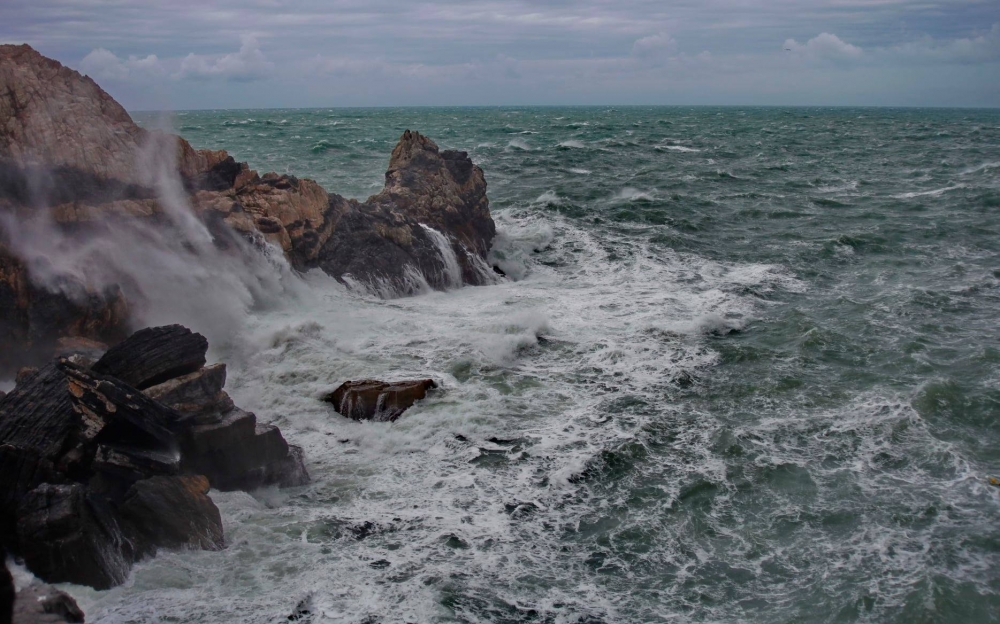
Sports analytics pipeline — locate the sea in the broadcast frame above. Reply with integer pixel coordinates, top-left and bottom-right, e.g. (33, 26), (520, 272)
(70, 107), (1000, 622)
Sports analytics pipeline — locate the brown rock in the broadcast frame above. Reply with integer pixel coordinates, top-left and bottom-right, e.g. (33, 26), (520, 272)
(10, 579), (84, 623)
(324, 379), (438, 422)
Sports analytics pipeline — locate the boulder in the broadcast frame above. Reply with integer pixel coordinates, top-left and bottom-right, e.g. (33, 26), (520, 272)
(180, 408), (309, 491)
(119, 475), (224, 552)
(324, 379), (437, 422)
(143, 363), (232, 420)
(92, 325), (208, 389)
(11, 581), (84, 623)
(15, 483), (134, 590)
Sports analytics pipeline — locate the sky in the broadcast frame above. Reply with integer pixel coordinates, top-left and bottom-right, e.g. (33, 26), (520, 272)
(2, 0), (999, 109)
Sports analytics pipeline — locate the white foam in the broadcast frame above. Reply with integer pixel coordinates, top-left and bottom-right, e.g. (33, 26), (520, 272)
(892, 184), (965, 199)
(419, 224), (463, 289)
(557, 140), (586, 149)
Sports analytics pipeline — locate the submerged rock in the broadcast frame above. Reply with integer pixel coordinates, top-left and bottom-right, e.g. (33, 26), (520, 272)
(10, 579), (84, 624)
(324, 379), (437, 422)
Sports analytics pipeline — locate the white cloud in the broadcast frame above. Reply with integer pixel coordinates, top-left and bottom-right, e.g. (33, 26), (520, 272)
(784, 33), (863, 61)
(80, 48), (163, 82)
(176, 36), (273, 82)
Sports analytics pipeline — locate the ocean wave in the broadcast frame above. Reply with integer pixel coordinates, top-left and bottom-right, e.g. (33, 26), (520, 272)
(892, 184), (965, 199)
(556, 140), (586, 149)
(655, 144), (700, 153)
(506, 138), (532, 151)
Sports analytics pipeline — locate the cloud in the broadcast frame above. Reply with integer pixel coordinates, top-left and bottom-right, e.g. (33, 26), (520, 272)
(176, 36), (273, 82)
(886, 22), (1000, 64)
(79, 48), (163, 82)
(784, 33), (863, 61)
(631, 33), (678, 65)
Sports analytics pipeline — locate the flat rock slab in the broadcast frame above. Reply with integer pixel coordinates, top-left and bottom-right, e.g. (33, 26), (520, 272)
(324, 379), (437, 422)
(92, 325), (208, 390)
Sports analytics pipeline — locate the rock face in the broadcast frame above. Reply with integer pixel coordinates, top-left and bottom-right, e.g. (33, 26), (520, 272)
(0, 325), (307, 590)
(9, 574), (84, 624)
(324, 379), (437, 422)
(0, 45), (497, 371)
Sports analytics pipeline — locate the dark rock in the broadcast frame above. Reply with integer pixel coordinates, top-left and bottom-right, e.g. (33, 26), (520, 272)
(92, 325), (208, 389)
(0, 360), (180, 536)
(143, 363), (232, 420)
(15, 483), (134, 590)
(119, 475), (224, 553)
(324, 379), (437, 422)
(287, 595), (314, 622)
(11, 580), (84, 624)
(53, 337), (107, 368)
(180, 408), (309, 491)
(1, 546), (12, 624)
(315, 130), (496, 293)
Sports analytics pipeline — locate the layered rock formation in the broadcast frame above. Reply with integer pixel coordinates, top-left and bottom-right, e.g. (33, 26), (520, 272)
(0, 324), (307, 591)
(0, 44), (497, 370)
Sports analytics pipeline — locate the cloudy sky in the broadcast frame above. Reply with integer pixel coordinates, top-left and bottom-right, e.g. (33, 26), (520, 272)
(2, 0), (999, 109)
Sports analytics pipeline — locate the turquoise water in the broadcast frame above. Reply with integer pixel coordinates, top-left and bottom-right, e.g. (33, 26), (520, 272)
(113, 107), (1000, 623)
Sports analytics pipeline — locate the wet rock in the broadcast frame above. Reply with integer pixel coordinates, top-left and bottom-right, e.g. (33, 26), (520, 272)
(287, 595), (314, 622)
(324, 379), (437, 423)
(92, 325), (208, 389)
(1, 546), (12, 624)
(180, 408), (309, 491)
(15, 483), (134, 590)
(317, 130), (496, 293)
(13, 368), (36, 385)
(119, 475), (224, 553)
(143, 363), (232, 420)
(11, 580), (85, 623)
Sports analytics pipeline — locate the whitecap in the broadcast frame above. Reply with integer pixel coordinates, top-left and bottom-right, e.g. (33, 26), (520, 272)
(892, 184), (965, 199)
(557, 140), (586, 149)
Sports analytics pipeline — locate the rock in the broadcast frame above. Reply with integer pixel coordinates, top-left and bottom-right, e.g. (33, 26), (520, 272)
(1, 546), (12, 624)
(53, 337), (107, 367)
(0, 360), (181, 536)
(119, 475), (224, 552)
(317, 131), (496, 293)
(180, 409), (309, 491)
(92, 325), (208, 389)
(15, 483), (134, 590)
(143, 363), (232, 420)
(11, 580), (84, 623)
(324, 379), (437, 422)
(0, 242), (129, 376)
(13, 368), (36, 385)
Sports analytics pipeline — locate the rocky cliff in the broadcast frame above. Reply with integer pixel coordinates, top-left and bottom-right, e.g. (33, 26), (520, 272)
(0, 44), (497, 370)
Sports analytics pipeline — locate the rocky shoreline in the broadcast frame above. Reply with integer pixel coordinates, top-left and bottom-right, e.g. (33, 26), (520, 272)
(0, 44), (496, 622)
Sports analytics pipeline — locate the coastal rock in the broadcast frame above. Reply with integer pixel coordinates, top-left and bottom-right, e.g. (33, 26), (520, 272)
(92, 325), (208, 389)
(15, 483), (134, 590)
(11, 581), (85, 623)
(180, 408), (309, 491)
(1, 546), (12, 624)
(324, 379), (437, 422)
(119, 475), (224, 552)
(143, 363), (232, 419)
(317, 131), (496, 293)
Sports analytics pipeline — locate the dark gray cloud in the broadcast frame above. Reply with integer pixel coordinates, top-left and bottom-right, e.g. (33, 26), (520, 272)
(2, 0), (998, 107)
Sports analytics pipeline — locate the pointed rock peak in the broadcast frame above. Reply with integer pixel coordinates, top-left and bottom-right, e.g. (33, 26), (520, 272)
(388, 130), (440, 170)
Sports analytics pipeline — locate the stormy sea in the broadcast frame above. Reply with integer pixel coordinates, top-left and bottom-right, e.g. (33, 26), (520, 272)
(74, 106), (1000, 622)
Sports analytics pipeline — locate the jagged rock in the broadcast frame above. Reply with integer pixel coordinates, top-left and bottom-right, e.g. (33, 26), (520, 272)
(317, 131), (495, 293)
(180, 408), (309, 491)
(324, 379), (437, 422)
(92, 325), (208, 389)
(143, 363), (232, 420)
(0, 360), (180, 537)
(15, 483), (134, 590)
(119, 475), (224, 552)
(10, 578), (84, 624)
